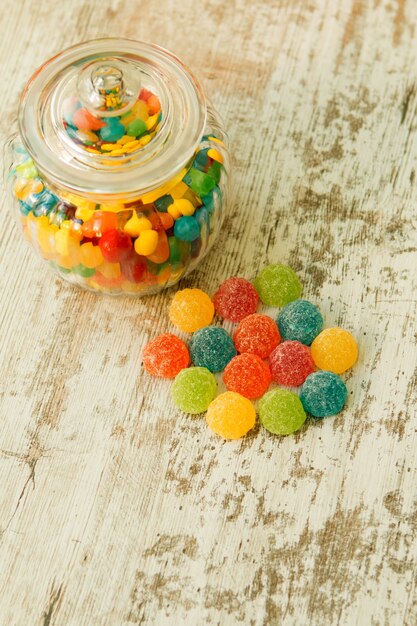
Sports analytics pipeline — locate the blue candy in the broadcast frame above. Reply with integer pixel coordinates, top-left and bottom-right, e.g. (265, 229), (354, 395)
(189, 326), (237, 373)
(99, 118), (125, 142)
(277, 299), (323, 346)
(32, 190), (59, 217)
(300, 371), (347, 418)
(174, 216), (200, 242)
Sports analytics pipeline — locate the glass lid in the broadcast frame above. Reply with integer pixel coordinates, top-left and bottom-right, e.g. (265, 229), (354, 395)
(18, 38), (207, 198)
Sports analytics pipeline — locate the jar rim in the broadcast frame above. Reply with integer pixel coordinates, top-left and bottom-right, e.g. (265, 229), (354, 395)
(18, 38), (207, 199)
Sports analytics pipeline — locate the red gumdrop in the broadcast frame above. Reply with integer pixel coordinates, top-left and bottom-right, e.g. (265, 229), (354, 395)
(233, 314), (281, 359)
(213, 277), (259, 322)
(269, 340), (315, 387)
(142, 333), (190, 378)
(121, 251), (147, 283)
(139, 88), (153, 102)
(98, 229), (132, 263)
(223, 353), (271, 399)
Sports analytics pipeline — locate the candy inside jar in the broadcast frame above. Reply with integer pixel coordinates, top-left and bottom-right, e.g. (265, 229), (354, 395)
(5, 39), (229, 295)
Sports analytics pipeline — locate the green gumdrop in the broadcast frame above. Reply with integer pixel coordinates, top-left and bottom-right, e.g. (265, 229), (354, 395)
(183, 169), (216, 196)
(168, 237), (191, 266)
(254, 264), (302, 307)
(207, 160), (222, 184)
(75, 264), (96, 278)
(259, 389), (306, 435)
(127, 119), (147, 137)
(171, 367), (217, 414)
(16, 159), (38, 178)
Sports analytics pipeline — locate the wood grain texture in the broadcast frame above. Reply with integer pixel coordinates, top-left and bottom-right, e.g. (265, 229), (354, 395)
(0, 1), (416, 624)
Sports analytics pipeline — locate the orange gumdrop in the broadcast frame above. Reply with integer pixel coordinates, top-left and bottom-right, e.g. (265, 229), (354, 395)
(73, 108), (106, 131)
(139, 88), (153, 102)
(147, 95), (161, 115)
(147, 229), (170, 264)
(82, 211), (118, 238)
(158, 212), (174, 231)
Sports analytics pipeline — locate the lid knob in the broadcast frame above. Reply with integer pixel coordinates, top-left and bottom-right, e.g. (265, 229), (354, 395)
(77, 58), (141, 118)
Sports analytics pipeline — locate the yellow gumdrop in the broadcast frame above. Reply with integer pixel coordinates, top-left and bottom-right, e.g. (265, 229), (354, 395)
(75, 207), (95, 222)
(167, 204), (182, 220)
(60, 220), (83, 241)
(138, 135), (151, 146)
(80, 242), (104, 268)
(310, 327), (358, 374)
(120, 112), (136, 127)
(124, 213), (152, 237)
(97, 262), (121, 279)
(132, 100), (149, 120)
(101, 143), (119, 151)
(109, 149), (125, 156)
(146, 114), (158, 130)
(208, 148), (224, 164)
(14, 178), (44, 200)
(55, 229), (79, 258)
(169, 288), (214, 333)
(170, 182), (189, 200)
(62, 193), (96, 212)
(134, 230), (159, 256)
(173, 198), (195, 216)
(117, 135), (136, 145)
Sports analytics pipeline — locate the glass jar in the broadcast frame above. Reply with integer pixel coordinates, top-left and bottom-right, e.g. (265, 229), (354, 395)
(4, 38), (229, 295)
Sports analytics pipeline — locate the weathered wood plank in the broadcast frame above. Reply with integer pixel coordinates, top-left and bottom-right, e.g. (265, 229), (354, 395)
(0, 0), (416, 624)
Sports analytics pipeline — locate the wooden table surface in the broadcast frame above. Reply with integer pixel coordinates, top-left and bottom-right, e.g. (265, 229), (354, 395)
(1, 1), (416, 625)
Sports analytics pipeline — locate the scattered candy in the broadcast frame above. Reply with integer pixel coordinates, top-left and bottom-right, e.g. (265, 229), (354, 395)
(223, 353), (271, 399)
(142, 333), (190, 378)
(140, 262), (358, 441)
(269, 340), (315, 387)
(310, 327), (358, 374)
(213, 277), (259, 322)
(259, 388), (307, 435)
(206, 391), (256, 439)
(169, 288), (214, 333)
(233, 313), (281, 358)
(189, 326), (237, 372)
(171, 367), (217, 414)
(254, 264), (302, 307)
(300, 371), (347, 418)
(277, 299), (323, 345)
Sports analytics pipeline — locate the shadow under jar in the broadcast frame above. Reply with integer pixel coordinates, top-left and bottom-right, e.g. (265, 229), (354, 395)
(5, 38), (230, 295)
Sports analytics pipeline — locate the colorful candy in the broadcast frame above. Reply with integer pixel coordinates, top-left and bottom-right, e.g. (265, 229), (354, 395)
(258, 388), (307, 435)
(300, 371), (347, 418)
(206, 391), (256, 439)
(310, 328), (358, 374)
(213, 277), (258, 322)
(171, 367), (217, 414)
(98, 229), (132, 262)
(169, 288), (214, 333)
(277, 299), (323, 345)
(142, 333), (190, 378)
(254, 264), (302, 307)
(222, 353), (271, 399)
(269, 341), (315, 387)
(233, 313), (281, 359)
(189, 326), (236, 372)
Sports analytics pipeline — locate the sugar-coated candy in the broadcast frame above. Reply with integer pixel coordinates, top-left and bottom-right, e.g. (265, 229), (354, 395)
(213, 277), (259, 322)
(277, 299), (323, 345)
(189, 326), (236, 372)
(171, 367), (216, 414)
(98, 229), (132, 262)
(259, 389), (307, 435)
(169, 288), (214, 333)
(254, 264), (302, 307)
(143, 333), (190, 378)
(233, 314), (281, 359)
(206, 391), (256, 439)
(269, 340), (315, 387)
(222, 353), (271, 399)
(310, 327), (358, 374)
(300, 371), (347, 418)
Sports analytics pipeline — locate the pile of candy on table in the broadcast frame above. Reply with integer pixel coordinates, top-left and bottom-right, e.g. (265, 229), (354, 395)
(142, 263), (358, 440)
